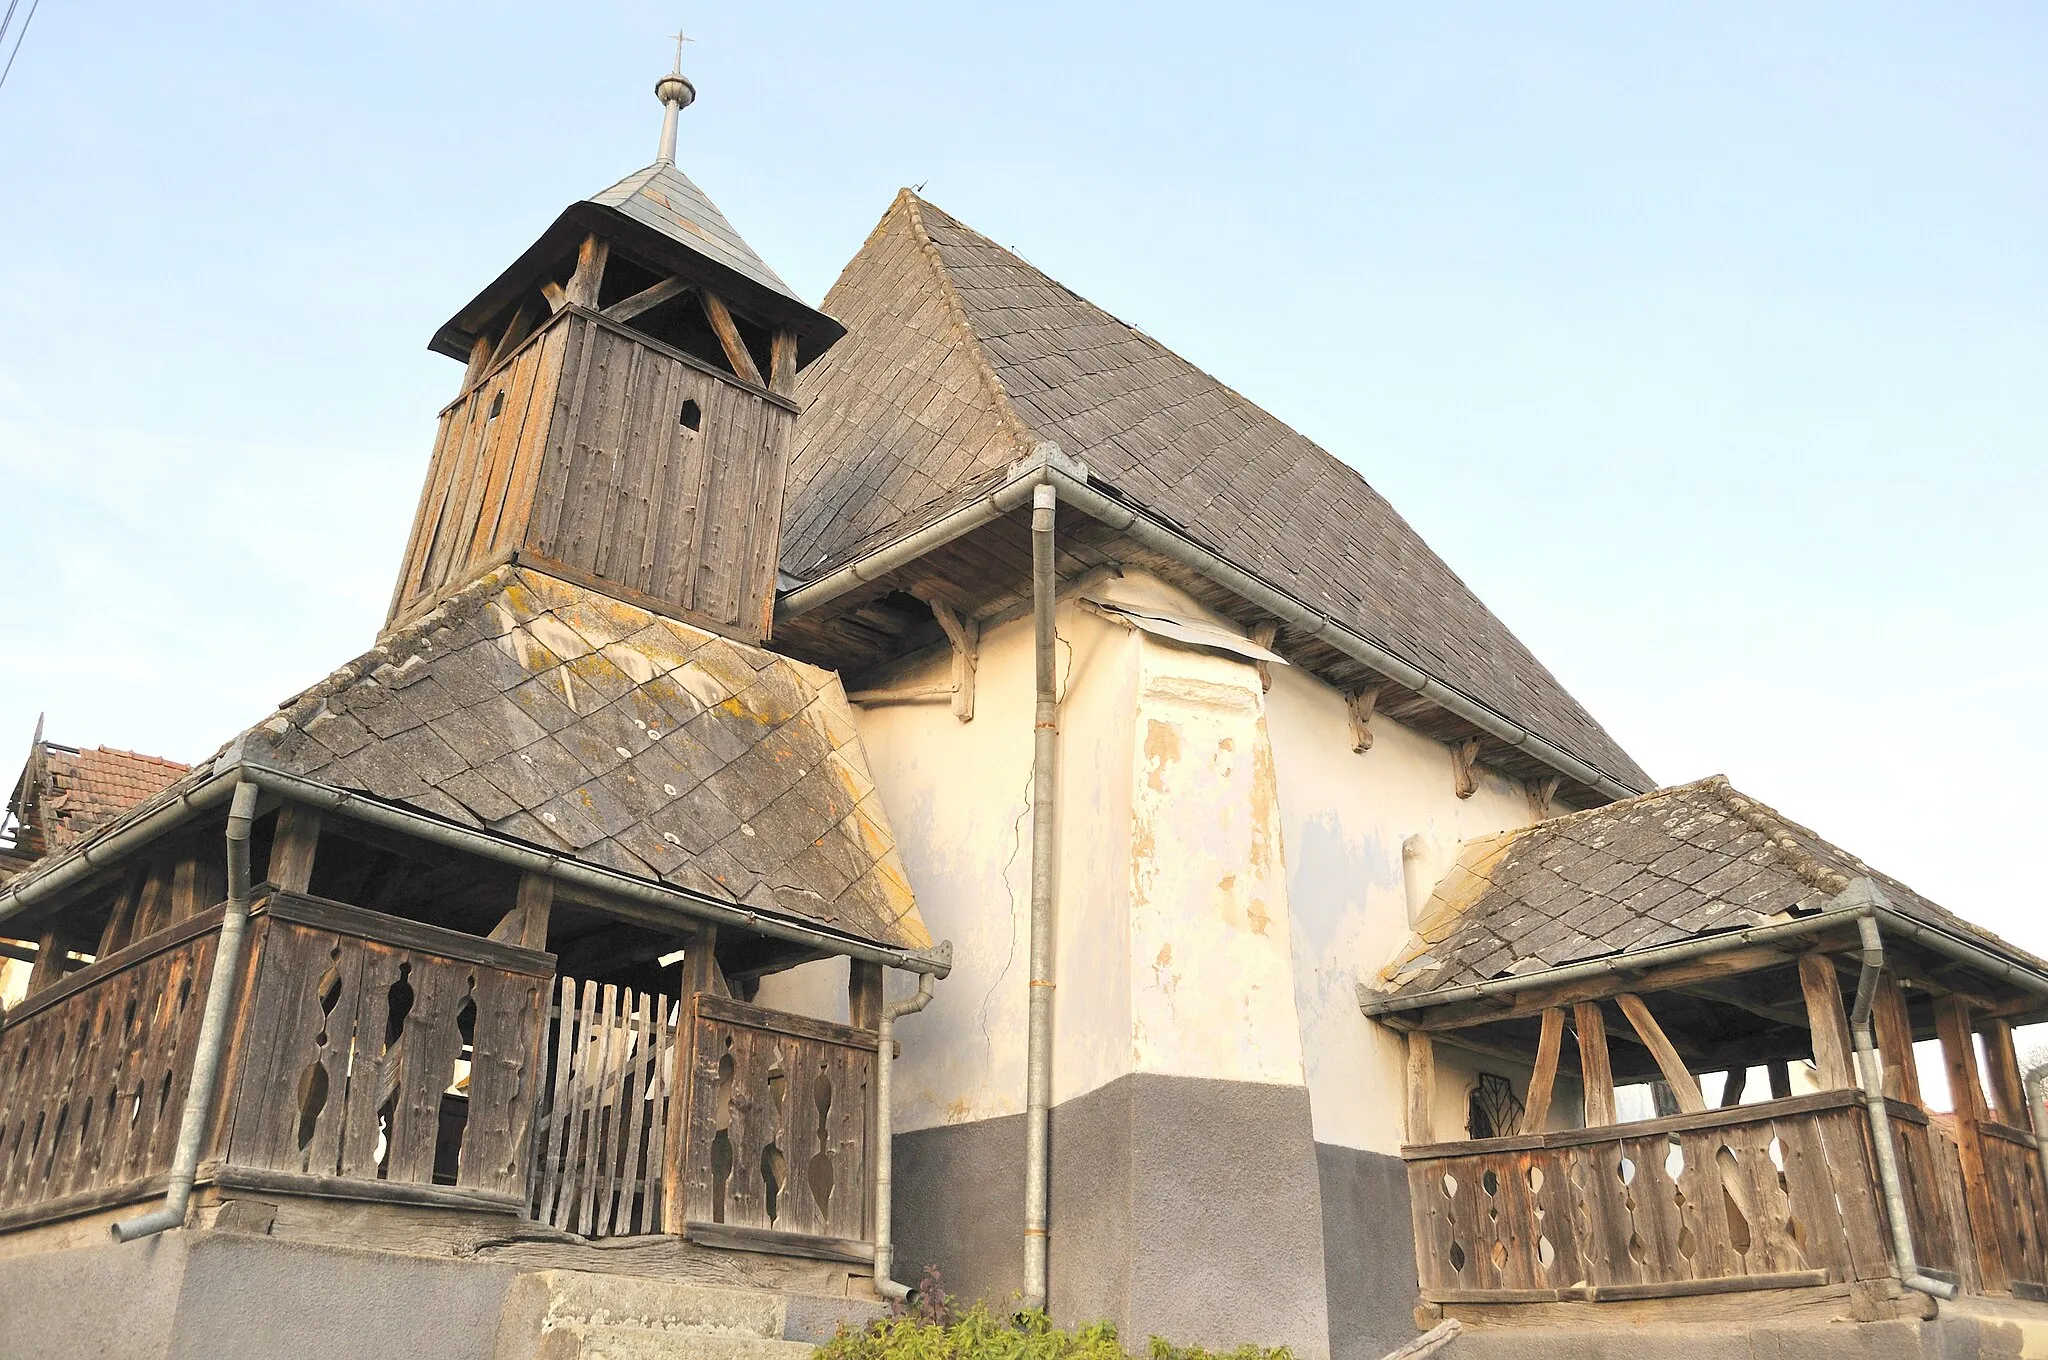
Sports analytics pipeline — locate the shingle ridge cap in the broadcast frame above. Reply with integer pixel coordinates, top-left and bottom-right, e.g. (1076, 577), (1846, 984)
(896, 192), (1036, 453)
(1711, 780), (1856, 897)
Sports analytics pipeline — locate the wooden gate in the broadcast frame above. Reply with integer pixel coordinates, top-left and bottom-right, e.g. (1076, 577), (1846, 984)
(528, 977), (677, 1237)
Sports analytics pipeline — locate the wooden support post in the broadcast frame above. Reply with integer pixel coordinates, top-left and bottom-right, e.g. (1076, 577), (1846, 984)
(1573, 1001), (1616, 1127)
(1768, 1061), (1793, 1099)
(769, 328), (799, 396)
(698, 291), (765, 387)
(1937, 993), (2010, 1293)
(1450, 739), (1481, 800)
(463, 331), (495, 389)
(1719, 1065), (1748, 1108)
(1797, 951), (1857, 1089)
(1405, 1031), (1436, 1146)
(95, 864), (147, 957)
(1981, 1018), (2028, 1128)
(266, 803), (323, 894)
(23, 929), (72, 996)
(1617, 993), (1706, 1113)
(539, 280), (569, 313)
(1346, 687), (1379, 753)
(565, 234), (609, 308)
(679, 924), (727, 1000)
(130, 857), (175, 941)
(1871, 971), (1923, 1105)
(849, 960), (884, 1031)
(1521, 1007), (1565, 1134)
(490, 872), (554, 951)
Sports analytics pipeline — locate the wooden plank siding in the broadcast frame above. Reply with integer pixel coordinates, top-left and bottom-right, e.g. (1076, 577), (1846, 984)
(388, 309), (795, 643)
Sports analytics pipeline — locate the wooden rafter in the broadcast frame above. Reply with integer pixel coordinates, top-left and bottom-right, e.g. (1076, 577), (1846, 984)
(603, 276), (692, 324)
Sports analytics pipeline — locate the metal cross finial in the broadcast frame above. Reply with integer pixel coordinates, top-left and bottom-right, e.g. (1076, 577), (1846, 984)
(655, 27), (698, 163)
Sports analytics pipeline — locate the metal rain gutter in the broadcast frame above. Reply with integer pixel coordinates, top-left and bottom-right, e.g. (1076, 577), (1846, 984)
(776, 446), (1645, 803)
(872, 970), (938, 1302)
(111, 779), (260, 1242)
(1844, 895), (1958, 1301)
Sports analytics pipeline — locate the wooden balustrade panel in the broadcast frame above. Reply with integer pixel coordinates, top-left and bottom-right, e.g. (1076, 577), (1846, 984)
(529, 976), (676, 1237)
(676, 994), (877, 1244)
(0, 917), (221, 1220)
(1407, 1095), (1897, 1302)
(1976, 1123), (2048, 1291)
(224, 911), (547, 1199)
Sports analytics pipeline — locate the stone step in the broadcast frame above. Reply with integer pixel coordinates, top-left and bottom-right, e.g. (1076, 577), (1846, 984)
(532, 1323), (821, 1360)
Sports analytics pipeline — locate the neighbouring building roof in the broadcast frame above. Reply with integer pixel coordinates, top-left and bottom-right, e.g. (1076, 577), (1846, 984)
(782, 191), (1651, 795)
(1377, 775), (2042, 1001)
(3, 735), (190, 861)
(6, 568), (928, 953)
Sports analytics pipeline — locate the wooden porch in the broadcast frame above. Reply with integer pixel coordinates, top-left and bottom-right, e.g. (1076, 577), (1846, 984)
(0, 801), (894, 1275)
(1392, 925), (2048, 1321)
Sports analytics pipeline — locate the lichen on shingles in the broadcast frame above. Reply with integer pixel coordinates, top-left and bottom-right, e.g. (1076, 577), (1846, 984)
(242, 566), (928, 951)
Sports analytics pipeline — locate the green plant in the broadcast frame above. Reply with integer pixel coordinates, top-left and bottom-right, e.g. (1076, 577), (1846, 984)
(818, 1278), (1293, 1360)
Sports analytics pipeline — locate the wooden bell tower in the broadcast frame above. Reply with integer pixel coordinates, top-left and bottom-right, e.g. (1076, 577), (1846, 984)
(386, 60), (845, 644)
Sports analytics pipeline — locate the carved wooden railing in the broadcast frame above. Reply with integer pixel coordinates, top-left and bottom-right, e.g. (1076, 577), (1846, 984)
(671, 993), (878, 1258)
(1405, 1091), (1897, 1303)
(216, 893), (552, 1207)
(0, 910), (224, 1227)
(0, 892), (553, 1231)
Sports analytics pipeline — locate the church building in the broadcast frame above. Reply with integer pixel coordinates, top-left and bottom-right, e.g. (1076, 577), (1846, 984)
(2, 57), (2046, 1360)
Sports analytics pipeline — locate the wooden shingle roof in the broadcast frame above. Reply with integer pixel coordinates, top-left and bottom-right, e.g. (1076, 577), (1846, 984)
(237, 567), (925, 950)
(1377, 776), (2040, 1001)
(5, 568), (928, 954)
(783, 192), (1650, 794)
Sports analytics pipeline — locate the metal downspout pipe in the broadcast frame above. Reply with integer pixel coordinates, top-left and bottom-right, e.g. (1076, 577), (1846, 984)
(1848, 911), (1957, 1300)
(1023, 481), (1059, 1313)
(111, 779), (260, 1242)
(873, 971), (938, 1302)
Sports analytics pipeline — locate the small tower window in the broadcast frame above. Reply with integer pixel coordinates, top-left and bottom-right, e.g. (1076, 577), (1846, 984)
(486, 390), (506, 421)
(679, 398), (702, 431)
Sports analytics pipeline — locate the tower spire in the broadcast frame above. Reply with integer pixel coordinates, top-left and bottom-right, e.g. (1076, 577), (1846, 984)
(655, 30), (696, 164)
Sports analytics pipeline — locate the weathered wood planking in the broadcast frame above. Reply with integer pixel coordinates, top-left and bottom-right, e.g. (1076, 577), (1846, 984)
(529, 976), (677, 1238)
(674, 992), (877, 1246)
(388, 309), (795, 643)
(0, 913), (223, 1217)
(1406, 1094), (1895, 1303)
(223, 901), (547, 1201)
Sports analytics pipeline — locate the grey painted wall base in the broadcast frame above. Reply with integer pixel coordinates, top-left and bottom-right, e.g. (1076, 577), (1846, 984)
(1314, 1143), (1418, 1360)
(892, 1072), (1333, 1359)
(0, 1229), (516, 1360)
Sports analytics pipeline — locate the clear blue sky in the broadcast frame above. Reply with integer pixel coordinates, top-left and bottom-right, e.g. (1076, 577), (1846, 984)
(3, 5), (2043, 952)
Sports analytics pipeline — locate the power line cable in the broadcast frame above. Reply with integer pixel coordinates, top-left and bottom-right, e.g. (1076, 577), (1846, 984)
(0, 0), (24, 52)
(0, 0), (43, 94)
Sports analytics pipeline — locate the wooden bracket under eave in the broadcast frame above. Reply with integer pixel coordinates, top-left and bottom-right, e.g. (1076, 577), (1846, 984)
(1251, 623), (1279, 692)
(921, 592), (979, 723)
(1451, 738), (1481, 800)
(1528, 774), (1562, 821)
(1347, 686), (1380, 753)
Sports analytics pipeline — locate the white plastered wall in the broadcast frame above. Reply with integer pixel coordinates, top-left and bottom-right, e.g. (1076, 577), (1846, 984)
(760, 569), (1316, 1134)
(762, 566), (1583, 1156)
(1260, 651), (1552, 1156)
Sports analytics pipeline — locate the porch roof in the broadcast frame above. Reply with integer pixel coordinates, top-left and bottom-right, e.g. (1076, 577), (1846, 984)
(2, 566), (928, 954)
(1374, 775), (2046, 1007)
